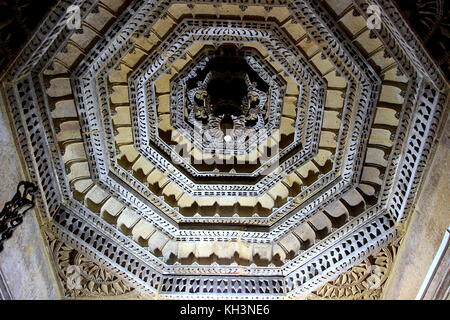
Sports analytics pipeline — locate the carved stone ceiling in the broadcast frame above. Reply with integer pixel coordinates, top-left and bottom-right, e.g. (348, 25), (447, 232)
(0, 0), (58, 70)
(393, 0), (449, 80)
(1, 0), (448, 299)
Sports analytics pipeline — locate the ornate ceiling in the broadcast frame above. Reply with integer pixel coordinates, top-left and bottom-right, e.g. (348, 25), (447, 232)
(1, 0), (448, 299)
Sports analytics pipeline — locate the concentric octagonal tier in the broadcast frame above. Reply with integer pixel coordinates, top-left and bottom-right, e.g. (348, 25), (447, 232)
(2, 0), (447, 299)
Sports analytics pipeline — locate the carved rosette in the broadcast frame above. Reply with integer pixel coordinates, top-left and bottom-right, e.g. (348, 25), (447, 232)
(307, 239), (401, 300)
(183, 45), (272, 152)
(47, 232), (134, 298)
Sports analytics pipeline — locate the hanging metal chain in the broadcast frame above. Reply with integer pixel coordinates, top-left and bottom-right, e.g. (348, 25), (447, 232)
(0, 181), (37, 253)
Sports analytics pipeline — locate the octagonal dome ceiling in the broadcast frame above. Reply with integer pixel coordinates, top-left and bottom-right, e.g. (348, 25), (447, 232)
(2, 0), (448, 299)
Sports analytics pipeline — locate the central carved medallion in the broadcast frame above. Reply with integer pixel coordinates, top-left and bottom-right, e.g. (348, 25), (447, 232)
(186, 45), (269, 147)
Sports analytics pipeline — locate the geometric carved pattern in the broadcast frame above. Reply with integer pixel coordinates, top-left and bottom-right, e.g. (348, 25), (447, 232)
(51, 233), (401, 299)
(307, 237), (401, 300)
(46, 230), (135, 298)
(2, 0), (448, 299)
(393, 0), (450, 80)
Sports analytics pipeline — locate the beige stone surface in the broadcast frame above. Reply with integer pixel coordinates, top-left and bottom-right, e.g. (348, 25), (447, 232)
(382, 109), (450, 300)
(0, 91), (60, 299)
